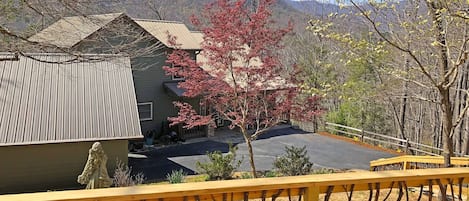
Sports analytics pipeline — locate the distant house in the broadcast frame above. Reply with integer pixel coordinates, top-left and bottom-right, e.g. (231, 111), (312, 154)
(0, 53), (142, 194)
(29, 13), (206, 139)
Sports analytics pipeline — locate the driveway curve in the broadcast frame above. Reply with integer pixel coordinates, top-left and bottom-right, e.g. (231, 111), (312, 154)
(129, 127), (395, 182)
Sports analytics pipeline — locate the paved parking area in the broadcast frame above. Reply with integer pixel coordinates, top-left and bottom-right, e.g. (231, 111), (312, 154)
(129, 127), (395, 182)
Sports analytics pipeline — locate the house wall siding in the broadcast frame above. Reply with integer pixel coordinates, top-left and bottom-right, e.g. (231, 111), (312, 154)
(132, 49), (200, 135)
(0, 140), (127, 194)
(73, 18), (201, 136)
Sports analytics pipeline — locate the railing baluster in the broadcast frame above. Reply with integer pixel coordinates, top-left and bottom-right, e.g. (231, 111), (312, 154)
(345, 184), (355, 201)
(383, 181), (395, 201)
(429, 179), (433, 201)
(374, 183), (380, 201)
(436, 179), (448, 201)
(222, 193), (227, 201)
(287, 188), (292, 201)
(272, 189), (284, 201)
(261, 190), (267, 201)
(243, 192), (248, 201)
(403, 181), (409, 201)
(417, 185), (424, 201)
(397, 181), (403, 201)
(298, 187), (305, 201)
(458, 177), (464, 201)
(324, 186), (334, 201)
(447, 178), (454, 200)
(367, 183), (373, 201)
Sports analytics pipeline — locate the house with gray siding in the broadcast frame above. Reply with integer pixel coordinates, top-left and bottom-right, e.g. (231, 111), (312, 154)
(0, 53), (142, 194)
(30, 13), (205, 139)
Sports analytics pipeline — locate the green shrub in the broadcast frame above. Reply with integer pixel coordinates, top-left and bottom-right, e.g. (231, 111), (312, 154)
(240, 172), (253, 179)
(166, 169), (186, 184)
(196, 145), (242, 180)
(273, 146), (313, 176)
(311, 168), (335, 174)
(263, 171), (278, 178)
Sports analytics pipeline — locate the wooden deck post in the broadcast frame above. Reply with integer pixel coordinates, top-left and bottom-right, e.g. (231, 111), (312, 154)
(304, 186), (320, 201)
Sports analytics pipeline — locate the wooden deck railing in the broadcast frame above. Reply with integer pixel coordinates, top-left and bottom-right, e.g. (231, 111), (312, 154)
(370, 155), (469, 171)
(325, 122), (465, 156)
(2, 168), (469, 201)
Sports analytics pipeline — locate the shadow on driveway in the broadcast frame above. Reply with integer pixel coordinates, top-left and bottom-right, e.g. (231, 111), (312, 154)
(256, 127), (308, 140)
(129, 140), (230, 182)
(129, 127), (303, 182)
(129, 127), (394, 182)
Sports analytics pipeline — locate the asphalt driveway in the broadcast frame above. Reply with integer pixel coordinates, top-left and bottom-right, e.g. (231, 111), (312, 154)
(129, 127), (395, 182)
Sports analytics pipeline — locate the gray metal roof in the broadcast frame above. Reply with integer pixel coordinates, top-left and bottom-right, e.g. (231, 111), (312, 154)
(29, 13), (202, 50)
(29, 13), (124, 48)
(134, 19), (201, 50)
(0, 53), (142, 146)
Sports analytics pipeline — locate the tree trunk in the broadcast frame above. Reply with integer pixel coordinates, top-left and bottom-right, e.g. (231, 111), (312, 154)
(246, 138), (257, 178)
(440, 87), (454, 167)
(462, 113), (469, 155)
(459, 64), (468, 155)
(428, 0), (453, 167)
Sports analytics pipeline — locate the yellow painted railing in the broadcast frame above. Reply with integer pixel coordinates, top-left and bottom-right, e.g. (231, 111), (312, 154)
(370, 155), (469, 171)
(2, 168), (469, 201)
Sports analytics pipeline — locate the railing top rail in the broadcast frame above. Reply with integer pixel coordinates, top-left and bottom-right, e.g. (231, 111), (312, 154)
(325, 122), (406, 143)
(325, 122), (465, 156)
(2, 168), (469, 201)
(325, 122), (363, 132)
(370, 156), (469, 168)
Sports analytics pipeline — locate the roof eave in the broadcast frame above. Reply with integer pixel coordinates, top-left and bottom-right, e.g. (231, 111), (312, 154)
(0, 135), (143, 147)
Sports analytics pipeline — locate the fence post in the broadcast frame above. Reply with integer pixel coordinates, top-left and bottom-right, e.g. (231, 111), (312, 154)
(304, 186), (320, 201)
(405, 139), (409, 154)
(361, 129), (365, 142)
(402, 157), (410, 170)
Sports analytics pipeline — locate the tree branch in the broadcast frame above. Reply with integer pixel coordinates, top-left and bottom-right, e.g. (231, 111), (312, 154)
(350, 0), (438, 87)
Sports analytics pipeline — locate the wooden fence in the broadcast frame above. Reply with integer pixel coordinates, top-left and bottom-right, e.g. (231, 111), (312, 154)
(370, 155), (469, 171)
(2, 168), (469, 201)
(325, 122), (468, 156)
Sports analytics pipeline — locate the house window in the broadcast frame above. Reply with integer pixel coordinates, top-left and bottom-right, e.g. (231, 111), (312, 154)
(171, 64), (184, 80)
(138, 102), (153, 121)
(213, 112), (224, 127)
(172, 74), (184, 81)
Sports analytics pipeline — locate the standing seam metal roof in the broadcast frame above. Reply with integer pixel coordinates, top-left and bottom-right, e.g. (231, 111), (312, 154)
(29, 13), (202, 50)
(0, 53), (142, 146)
(134, 19), (201, 50)
(28, 13), (124, 48)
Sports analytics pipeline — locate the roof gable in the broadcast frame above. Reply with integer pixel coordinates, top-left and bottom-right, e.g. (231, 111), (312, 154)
(0, 53), (142, 146)
(30, 13), (202, 50)
(29, 13), (124, 48)
(134, 19), (201, 50)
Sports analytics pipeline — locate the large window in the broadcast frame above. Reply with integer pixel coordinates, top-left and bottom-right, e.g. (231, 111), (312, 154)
(137, 102), (153, 121)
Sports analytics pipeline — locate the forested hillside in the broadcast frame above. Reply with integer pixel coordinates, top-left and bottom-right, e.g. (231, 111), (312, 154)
(1, 0), (468, 162)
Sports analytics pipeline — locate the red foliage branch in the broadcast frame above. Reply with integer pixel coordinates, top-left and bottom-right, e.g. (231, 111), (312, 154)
(163, 0), (322, 133)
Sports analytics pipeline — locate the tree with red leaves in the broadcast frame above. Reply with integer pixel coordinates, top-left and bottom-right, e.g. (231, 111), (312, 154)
(164, 0), (321, 178)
